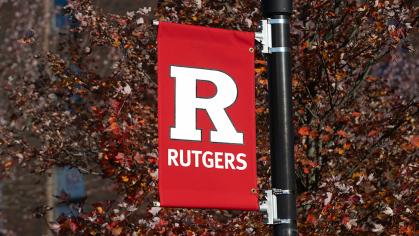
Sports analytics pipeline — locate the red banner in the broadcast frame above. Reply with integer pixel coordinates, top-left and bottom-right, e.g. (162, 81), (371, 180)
(158, 22), (258, 210)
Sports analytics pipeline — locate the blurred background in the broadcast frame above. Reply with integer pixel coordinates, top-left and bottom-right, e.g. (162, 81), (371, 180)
(0, 1), (157, 235)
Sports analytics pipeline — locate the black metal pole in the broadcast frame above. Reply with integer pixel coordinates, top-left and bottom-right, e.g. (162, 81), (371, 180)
(262, 0), (297, 235)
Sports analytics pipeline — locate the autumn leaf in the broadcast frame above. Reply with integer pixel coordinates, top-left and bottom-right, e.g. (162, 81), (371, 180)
(255, 67), (267, 73)
(300, 41), (309, 50)
(298, 126), (311, 136)
(352, 171), (364, 179)
(368, 130), (378, 137)
(255, 59), (267, 65)
(342, 216), (357, 230)
(325, 126), (334, 133)
(121, 175), (129, 182)
(400, 142), (415, 152)
(321, 134), (331, 142)
(258, 78), (268, 85)
(337, 130), (349, 138)
(335, 71), (347, 81)
(138, 119), (146, 126)
(255, 107), (265, 114)
(306, 214), (318, 225)
(309, 130), (319, 139)
(343, 143), (351, 150)
(352, 111), (362, 117)
(112, 38), (121, 47)
(124, 42), (133, 49)
(4, 160), (13, 169)
(114, 153), (125, 164)
(112, 226), (123, 236)
(109, 122), (120, 135)
(410, 136), (419, 148)
(342, 216), (350, 224)
(134, 152), (144, 164)
(321, 51), (328, 60)
(106, 116), (120, 135)
(110, 99), (120, 113)
(399, 225), (414, 236)
(97, 206), (104, 214)
(300, 159), (318, 168)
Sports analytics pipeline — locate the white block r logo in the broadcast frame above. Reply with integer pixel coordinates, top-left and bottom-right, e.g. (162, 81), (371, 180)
(169, 66), (244, 144)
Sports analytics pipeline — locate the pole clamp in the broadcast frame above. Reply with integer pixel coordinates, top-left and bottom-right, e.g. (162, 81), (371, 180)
(255, 19), (290, 54)
(272, 188), (294, 195)
(259, 189), (294, 225)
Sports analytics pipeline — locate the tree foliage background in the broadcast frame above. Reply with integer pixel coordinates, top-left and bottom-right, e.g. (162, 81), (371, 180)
(0, 0), (417, 235)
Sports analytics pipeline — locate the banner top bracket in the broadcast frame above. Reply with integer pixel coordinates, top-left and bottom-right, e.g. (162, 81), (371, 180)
(255, 19), (290, 54)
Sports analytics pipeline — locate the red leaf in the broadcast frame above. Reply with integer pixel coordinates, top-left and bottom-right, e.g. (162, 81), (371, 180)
(399, 225), (414, 236)
(301, 41), (309, 50)
(134, 152), (144, 164)
(298, 126), (310, 136)
(115, 153), (125, 163)
(341, 216), (352, 230)
(110, 99), (120, 113)
(306, 214), (318, 225)
(321, 134), (331, 142)
(66, 219), (78, 233)
(352, 111), (362, 117)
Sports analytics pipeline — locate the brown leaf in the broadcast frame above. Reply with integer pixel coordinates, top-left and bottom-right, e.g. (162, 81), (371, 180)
(368, 130), (378, 137)
(337, 130), (349, 138)
(112, 226), (123, 236)
(255, 67), (267, 73)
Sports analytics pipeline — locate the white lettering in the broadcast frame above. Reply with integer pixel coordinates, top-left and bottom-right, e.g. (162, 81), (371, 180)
(170, 66), (244, 144)
(224, 152), (236, 170)
(202, 151), (214, 168)
(167, 148), (248, 171)
(179, 149), (191, 167)
(236, 153), (247, 170)
(214, 152), (223, 169)
(168, 149), (179, 166)
(191, 150), (202, 167)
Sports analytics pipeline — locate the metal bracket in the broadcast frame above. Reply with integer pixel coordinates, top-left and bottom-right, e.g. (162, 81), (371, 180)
(272, 188), (294, 195)
(268, 18), (289, 24)
(255, 19), (290, 54)
(259, 189), (293, 225)
(255, 20), (270, 54)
